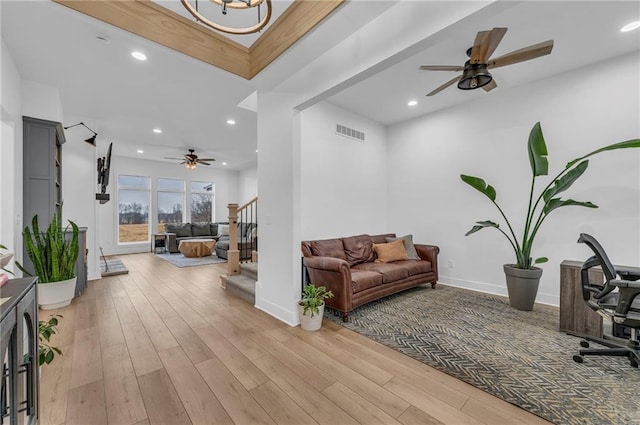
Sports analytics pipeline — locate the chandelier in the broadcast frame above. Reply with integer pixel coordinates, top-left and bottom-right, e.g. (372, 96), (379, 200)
(180, 0), (273, 35)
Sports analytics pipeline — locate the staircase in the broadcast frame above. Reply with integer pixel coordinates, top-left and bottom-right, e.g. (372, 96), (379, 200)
(221, 197), (258, 304)
(221, 262), (257, 304)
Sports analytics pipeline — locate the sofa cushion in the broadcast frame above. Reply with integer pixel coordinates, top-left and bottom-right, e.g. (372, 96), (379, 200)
(353, 262), (410, 283)
(210, 223), (219, 236)
(370, 233), (396, 244)
(218, 224), (230, 236)
(351, 270), (383, 293)
(342, 234), (374, 266)
(373, 240), (409, 263)
(165, 223), (192, 237)
(386, 234), (420, 260)
(310, 239), (347, 261)
(192, 222), (211, 237)
(396, 260), (432, 276)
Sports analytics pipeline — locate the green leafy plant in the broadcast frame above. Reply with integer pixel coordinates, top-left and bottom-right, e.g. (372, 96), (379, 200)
(39, 314), (63, 365)
(17, 212), (79, 283)
(1, 243), (14, 275)
(299, 283), (334, 318)
(461, 122), (640, 270)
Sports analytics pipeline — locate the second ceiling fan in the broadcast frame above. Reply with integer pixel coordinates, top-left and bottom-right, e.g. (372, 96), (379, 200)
(165, 149), (216, 169)
(420, 27), (554, 96)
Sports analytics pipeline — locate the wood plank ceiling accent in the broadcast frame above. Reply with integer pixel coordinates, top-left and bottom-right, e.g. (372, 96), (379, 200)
(53, 0), (346, 80)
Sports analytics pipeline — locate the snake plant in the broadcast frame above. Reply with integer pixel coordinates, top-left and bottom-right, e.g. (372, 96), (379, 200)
(18, 212), (79, 283)
(461, 122), (640, 270)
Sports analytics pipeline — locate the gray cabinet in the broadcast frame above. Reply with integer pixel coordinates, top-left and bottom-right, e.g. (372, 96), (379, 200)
(22, 116), (66, 274)
(1, 277), (39, 425)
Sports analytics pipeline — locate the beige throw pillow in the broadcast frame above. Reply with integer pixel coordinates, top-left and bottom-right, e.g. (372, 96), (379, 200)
(386, 234), (420, 260)
(373, 239), (409, 263)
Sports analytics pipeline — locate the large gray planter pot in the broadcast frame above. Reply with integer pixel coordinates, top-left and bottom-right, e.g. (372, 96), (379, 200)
(503, 265), (542, 311)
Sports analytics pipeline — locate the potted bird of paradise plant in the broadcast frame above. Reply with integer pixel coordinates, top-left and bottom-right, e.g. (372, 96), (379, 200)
(461, 122), (639, 310)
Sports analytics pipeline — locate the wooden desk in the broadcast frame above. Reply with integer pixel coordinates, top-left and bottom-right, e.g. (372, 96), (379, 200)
(559, 260), (603, 338)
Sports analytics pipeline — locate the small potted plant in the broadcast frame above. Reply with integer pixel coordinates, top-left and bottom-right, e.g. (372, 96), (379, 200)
(39, 314), (63, 365)
(298, 283), (334, 331)
(18, 212), (79, 310)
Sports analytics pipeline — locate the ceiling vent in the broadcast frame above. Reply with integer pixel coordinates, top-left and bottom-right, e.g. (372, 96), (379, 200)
(336, 124), (365, 142)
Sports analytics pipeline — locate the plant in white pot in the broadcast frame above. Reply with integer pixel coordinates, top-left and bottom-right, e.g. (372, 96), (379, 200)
(461, 122), (639, 311)
(18, 212), (79, 310)
(298, 283), (334, 331)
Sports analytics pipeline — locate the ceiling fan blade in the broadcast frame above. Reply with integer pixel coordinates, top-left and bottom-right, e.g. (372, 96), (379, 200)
(426, 75), (461, 96)
(482, 27), (508, 62)
(419, 65), (464, 72)
(488, 40), (554, 69)
(470, 30), (491, 63)
(197, 161), (212, 166)
(198, 158), (216, 161)
(482, 79), (497, 92)
(179, 161), (187, 164)
(164, 157), (185, 160)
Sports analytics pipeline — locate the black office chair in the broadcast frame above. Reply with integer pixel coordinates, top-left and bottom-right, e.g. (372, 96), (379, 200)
(573, 233), (640, 367)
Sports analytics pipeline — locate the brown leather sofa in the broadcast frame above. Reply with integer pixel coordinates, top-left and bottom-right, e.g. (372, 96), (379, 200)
(301, 233), (439, 321)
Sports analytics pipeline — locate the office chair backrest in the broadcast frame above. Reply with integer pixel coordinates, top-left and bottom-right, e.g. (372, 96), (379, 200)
(578, 233), (617, 281)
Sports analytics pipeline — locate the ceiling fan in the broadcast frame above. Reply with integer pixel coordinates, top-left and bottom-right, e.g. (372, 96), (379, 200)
(420, 27), (554, 96)
(164, 149), (216, 169)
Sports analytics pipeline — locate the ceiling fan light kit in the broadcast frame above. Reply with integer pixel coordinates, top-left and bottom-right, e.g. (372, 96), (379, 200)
(457, 61), (493, 90)
(180, 0), (272, 35)
(420, 27), (553, 96)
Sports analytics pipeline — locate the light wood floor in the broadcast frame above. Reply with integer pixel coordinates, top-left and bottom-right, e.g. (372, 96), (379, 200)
(39, 253), (551, 425)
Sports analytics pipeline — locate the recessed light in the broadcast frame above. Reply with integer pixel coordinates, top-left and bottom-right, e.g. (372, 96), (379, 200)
(131, 51), (147, 61)
(255, 149), (259, 153)
(407, 100), (418, 106)
(137, 149), (144, 154)
(222, 162), (228, 166)
(226, 119), (236, 125)
(621, 21), (640, 32)
(152, 128), (162, 134)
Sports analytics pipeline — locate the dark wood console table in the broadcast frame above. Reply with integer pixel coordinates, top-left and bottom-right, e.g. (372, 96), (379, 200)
(559, 260), (603, 338)
(1, 277), (39, 424)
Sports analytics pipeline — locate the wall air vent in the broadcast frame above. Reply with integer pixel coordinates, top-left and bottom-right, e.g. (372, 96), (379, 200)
(336, 124), (365, 142)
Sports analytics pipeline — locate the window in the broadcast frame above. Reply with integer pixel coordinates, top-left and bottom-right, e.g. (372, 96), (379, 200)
(190, 181), (214, 222)
(157, 178), (184, 232)
(118, 175), (150, 243)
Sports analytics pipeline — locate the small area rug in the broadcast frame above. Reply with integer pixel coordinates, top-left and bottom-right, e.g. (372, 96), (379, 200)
(326, 285), (639, 425)
(100, 259), (129, 276)
(156, 252), (225, 268)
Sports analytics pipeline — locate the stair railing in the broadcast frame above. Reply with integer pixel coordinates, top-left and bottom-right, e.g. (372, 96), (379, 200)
(227, 197), (257, 276)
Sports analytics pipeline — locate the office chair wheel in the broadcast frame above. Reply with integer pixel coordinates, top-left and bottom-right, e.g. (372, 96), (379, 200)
(573, 355), (584, 363)
(579, 340), (590, 348)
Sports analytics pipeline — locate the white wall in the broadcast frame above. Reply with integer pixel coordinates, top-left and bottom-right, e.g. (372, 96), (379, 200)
(0, 39), (23, 272)
(238, 166), (258, 204)
(61, 116), (100, 280)
(22, 80), (63, 123)
(300, 101), (389, 239)
(98, 155), (240, 255)
(387, 52), (640, 305)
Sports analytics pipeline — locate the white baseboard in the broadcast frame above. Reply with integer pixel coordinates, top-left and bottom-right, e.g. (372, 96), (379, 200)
(254, 281), (299, 326)
(438, 275), (559, 307)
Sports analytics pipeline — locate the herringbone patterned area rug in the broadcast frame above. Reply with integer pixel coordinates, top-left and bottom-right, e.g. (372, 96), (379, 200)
(326, 284), (639, 425)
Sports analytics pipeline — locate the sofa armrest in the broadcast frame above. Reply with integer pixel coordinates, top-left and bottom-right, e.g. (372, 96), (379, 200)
(415, 244), (439, 281)
(165, 233), (179, 253)
(302, 256), (353, 315)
